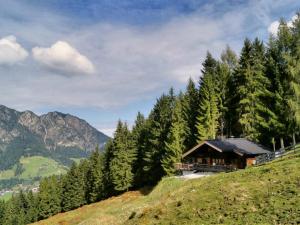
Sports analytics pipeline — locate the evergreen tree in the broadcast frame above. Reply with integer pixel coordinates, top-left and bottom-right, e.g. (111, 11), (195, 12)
(2, 199), (17, 225)
(161, 94), (187, 176)
(103, 138), (115, 196)
(38, 176), (62, 219)
(196, 52), (219, 141)
(143, 89), (176, 184)
(266, 19), (293, 148)
(235, 38), (272, 141)
(109, 121), (136, 192)
(61, 163), (85, 211)
(25, 190), (39, 223)
(285, 13), (300, 146)
(86, 148), (104, 203)
(131, 112), (148, 187)
(218, 46), (238, 137)
(13, 190), (27, 225)
(0, 200), (5, 225)
(182, 78), (199, 149)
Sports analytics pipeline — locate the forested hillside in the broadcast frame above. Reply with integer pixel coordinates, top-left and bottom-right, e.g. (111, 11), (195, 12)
(0, 13), (300, 225)
(33, 149), (300, 225)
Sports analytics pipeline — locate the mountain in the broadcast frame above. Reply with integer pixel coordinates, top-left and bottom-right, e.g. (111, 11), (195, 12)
(0, 105), (110, 170)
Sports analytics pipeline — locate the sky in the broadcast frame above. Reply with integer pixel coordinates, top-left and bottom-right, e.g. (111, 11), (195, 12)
(0, 0), (299, 137)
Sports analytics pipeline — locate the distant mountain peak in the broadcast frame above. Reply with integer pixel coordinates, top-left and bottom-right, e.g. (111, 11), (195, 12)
(0, 105), (110, 170)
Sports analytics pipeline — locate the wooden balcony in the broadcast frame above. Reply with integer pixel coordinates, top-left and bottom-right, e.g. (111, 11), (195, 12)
(175, 163), (236, 172)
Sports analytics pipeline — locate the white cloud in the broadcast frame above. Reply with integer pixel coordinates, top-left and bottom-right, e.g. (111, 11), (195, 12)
(268, 21), (280, 35)
(0, 35), (28, 65)
(98, 127), (115, 138)
(1, 0), (300, 114)
(268, 14), (298, 36)
(32, 41), (95, 75)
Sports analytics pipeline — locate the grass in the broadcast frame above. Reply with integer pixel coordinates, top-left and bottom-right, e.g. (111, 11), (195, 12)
(32, 148), (300, 225)
(0, 156), (68, 181)
(0, 192), (13, 201)
(19, 156), (68, 179)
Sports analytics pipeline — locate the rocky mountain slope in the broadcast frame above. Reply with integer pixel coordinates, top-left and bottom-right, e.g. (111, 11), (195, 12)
(0, 105), (109, 170)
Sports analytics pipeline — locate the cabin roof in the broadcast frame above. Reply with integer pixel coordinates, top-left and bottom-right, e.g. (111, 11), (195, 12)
(182, 138), (270, 158)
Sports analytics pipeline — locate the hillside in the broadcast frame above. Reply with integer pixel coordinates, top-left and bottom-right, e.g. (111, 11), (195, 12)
(0, 156), (69, 191)
(33, 149), (300, 225)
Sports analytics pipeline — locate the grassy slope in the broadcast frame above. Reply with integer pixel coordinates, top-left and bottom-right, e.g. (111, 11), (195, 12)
(33, 150), (300, 225)
(0, 156), (68, 181)
(0, 156), (82, 201)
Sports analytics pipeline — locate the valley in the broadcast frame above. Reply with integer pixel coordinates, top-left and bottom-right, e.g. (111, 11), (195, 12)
(0, 105), (109, 197)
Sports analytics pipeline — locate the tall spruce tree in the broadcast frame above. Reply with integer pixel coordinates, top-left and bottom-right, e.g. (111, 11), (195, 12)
(85, 148), (104, 203)
(235, 38), (271, 141)
(218, 46), (238, 137)
(25, 190), (38, 223)
(161, 94), (187, 176)
(61, 163), (86, 211)
(0, 200), (5, 224)
(131, 112), (148, 187)
(196, 52), (219, 141)
(38, 176), (61, 219)
(266, 19), (293, 149)
(143, 89), (176, 184)
(2, 198), (17, 225)
(109, 121), (136, 192)
(0, 200), (5, 225)
(285, 13), (300, 146)
(182, 78), (199, 149)
(103, 139), (115, 196)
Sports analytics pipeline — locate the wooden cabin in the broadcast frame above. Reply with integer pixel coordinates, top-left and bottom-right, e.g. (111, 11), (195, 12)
(176, 138), (270, 172)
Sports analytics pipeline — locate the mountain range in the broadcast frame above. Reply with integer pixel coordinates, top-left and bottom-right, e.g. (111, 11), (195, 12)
(0, 105), (109, 170)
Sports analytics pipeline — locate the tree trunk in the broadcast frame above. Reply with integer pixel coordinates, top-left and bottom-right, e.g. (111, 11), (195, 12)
(272, 137), (276, 152)
(280, 137), (285, 150)
(292, 132), (296, 151)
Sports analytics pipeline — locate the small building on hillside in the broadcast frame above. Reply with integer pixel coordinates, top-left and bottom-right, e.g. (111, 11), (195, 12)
(176, 138), (270, 172)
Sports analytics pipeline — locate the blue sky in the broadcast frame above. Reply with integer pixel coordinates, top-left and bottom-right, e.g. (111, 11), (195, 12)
(0, 0), (299, 136)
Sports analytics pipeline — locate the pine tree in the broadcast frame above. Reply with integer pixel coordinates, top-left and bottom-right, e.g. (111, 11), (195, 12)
(103, 138), (115, 197)
(131, 112), (148, 187)
(218, 46), (238, 137)
(13, 190), (27, 225)
(196, 52), (219, 141)
(285, 13), (300, 146)
(266, 19), (293, 148)
(182, 78), (199, 150)
(25, 190), (39, 223)
(0, 200), (5, 225)
(61, 163), (85, 211)
(143, 89), (176, 184)
(109, 121), (136, 192)
(2, 198), (16, 225)
(38, 176), (62, 219)
(161, 94), (187, 176)
(86, 148), (104, 203)
(234, 38), (271, 141)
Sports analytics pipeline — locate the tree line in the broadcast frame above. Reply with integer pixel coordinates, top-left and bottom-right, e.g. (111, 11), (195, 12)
(0, 13), (300, 225)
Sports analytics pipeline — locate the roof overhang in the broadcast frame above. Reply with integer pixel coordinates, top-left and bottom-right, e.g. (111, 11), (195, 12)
(182, 141), (223, 158)
(233, 149), (245, 156)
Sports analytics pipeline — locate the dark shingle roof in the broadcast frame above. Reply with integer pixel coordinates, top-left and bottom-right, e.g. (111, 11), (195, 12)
(222, 138), (270, 155)
(183, 138), (270, 158)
